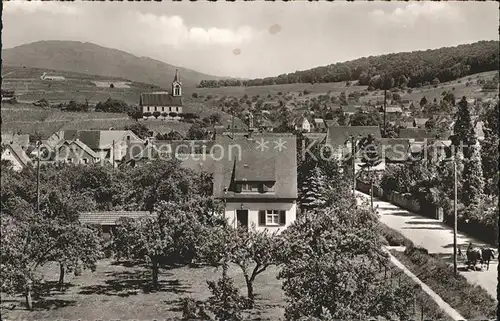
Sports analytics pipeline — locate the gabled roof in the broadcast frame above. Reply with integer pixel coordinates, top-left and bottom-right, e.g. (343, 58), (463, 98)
(56, 139), (100, 159)
(399, 128), (440, 140)
(325, 119), (338, 127)
(340, 105), (361, 113)
(140, 92), (183, 107)
(385, 106), (403, 113)
(153, 140), (215, 154)
(325, 126), (381, 147)
(212, 133), (297, 200)
(2, 143), (31, 166)
(60, 130), (142, 150)
(314, 118), (326, 129)
(79, 211), (154, 226)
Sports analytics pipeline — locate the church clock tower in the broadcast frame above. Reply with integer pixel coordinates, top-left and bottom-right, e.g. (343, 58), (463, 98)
(172, 69), (182, 97)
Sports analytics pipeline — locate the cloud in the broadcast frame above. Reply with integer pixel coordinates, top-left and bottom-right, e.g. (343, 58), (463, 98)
(3, 0), (78, 15)
(371, 3), (461, 25)
(136, 12), (256, 47)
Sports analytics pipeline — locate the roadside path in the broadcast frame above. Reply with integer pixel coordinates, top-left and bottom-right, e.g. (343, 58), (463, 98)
(385, 247), (466, 321)
(357, 191), (497, 299)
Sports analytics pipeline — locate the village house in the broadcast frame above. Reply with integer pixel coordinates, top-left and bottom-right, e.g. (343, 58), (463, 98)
(293, 116), (311, 132)
(1, 143), (32, 171)
(212, 133), (297, 233)
(325, 126), (384, 172)
(53, 139), (101, 164)
(140, 70), (184, 120)
(45, 130), (144, 166)
(340, 105), (362, 116)
(313, 118), (327, 132)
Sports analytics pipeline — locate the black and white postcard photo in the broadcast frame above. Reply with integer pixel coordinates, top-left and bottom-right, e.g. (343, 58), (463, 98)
(1, 1), (498, 320)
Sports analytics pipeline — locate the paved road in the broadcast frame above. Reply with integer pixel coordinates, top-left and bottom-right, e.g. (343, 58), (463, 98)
(356, 191), (498, 300)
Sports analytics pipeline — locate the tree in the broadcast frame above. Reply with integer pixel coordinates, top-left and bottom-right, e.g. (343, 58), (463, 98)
(125, 123), (150, 139)
(113, 215), (170, 289)
(481, 102), (499, 195)
(419, 96), (428, 108)
(153, 111), (161, 119)
(110, 83), (115, 88)
(200, 226), (282, 308)
(278, 206), (413, 320)
(95, 98), (132, 113)
(186, 123), (209, 140)
(350, 110), (381, 126)
(461, 144), (485, 207)
(452, 96), (476, 158)
(299, 166), (328, 212)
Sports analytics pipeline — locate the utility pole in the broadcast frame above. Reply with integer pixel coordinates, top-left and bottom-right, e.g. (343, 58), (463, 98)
(36, 140), (41, 213)
(351, 135), (356, 204)
(383, 88), (387, 136)
(112, 140), (116, 170)
(453, 159), (458, 277)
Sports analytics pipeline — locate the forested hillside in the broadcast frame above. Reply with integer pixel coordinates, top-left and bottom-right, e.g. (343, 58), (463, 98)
(198, 41), (499, 89)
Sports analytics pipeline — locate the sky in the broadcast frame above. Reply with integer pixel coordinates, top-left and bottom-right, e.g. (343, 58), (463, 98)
(2, 1), (499, 78)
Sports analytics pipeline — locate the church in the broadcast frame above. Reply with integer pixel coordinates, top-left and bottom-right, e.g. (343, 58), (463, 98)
(140, 69), (184, 120)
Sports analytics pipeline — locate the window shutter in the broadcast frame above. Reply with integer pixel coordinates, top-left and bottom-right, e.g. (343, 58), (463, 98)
(279, 210), (286, 226)
(259, 210), (266, 226)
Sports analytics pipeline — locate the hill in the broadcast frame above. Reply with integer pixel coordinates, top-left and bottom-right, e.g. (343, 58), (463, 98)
(2, 40), (222, 88)
(1, 66), (163, 105)
(197, 40), (499, 89)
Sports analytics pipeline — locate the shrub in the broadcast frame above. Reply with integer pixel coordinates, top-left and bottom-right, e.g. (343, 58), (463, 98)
(192, 93), (198, 98)
(392, 248), (496, 320)
(379, 224), (414, 247)
(303, 89), (311, 95)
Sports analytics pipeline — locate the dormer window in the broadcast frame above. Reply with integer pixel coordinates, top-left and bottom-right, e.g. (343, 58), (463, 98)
(241, 183), (259, 192)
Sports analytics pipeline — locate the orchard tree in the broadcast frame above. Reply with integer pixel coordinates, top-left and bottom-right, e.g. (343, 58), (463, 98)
(278, 206), (413, 320)
(113, 215), (171, 289)
(199, 226), (282, 308)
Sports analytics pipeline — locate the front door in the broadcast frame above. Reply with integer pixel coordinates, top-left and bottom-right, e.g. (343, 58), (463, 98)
(236, 210), (248, 228)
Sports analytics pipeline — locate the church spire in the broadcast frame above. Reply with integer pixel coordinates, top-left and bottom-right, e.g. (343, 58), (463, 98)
(172, 69), (182, 97)
(173, 69), (180, 83)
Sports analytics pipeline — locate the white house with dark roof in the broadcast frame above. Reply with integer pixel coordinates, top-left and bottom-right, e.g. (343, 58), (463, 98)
(212, 133), (297, 233)
(1, 143), (32, 171)
(45, 130), (143, 166)
(140, 69), (184, 120)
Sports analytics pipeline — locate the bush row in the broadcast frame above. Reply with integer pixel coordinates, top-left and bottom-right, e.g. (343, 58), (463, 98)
(379, 223), (414, 248)
(391, 246), (496, 320)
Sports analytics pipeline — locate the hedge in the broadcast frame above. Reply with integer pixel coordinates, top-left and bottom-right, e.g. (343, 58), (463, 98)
(379, 223), (414, 248)
(391, 246), (496, 320)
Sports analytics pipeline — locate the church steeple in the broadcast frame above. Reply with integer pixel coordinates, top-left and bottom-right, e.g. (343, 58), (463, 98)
(172, 69), (182, 97)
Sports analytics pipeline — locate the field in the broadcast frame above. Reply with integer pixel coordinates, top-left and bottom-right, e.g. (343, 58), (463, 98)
(190, 71), (499, 105)
(2, 66), (161, 105)
(0, 260), (285, 321)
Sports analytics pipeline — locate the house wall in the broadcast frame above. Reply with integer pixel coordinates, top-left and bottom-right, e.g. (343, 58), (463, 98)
(54, 145), (97, 164)
(1, 149), (23, 171)
(224, 201), (297, 234)
(142, 105), (183, 119)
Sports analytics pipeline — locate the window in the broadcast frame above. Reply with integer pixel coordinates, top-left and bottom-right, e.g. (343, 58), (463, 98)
(241, 183), (259, 192)
(83, 158), (88, 164)
(266, 210), (280, 225)
(259, 210), (286, 226)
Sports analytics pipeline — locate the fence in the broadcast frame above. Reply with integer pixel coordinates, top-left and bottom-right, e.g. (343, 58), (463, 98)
(357, 180), (442, 220)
